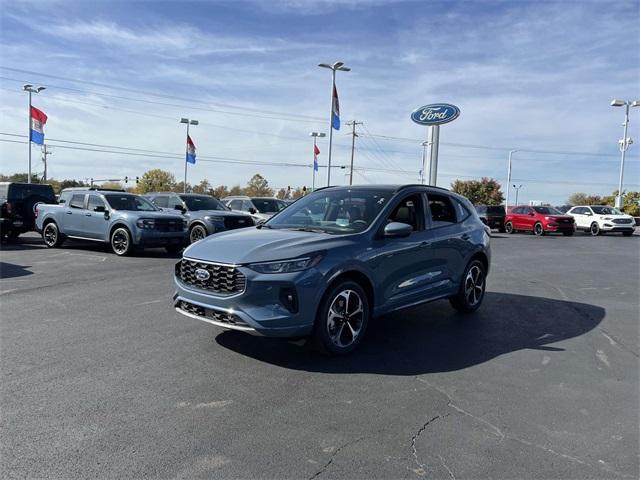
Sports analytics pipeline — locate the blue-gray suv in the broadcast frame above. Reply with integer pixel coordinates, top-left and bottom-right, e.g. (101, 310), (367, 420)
(174, 185), (491, 355)
(145, 193), (254, 244)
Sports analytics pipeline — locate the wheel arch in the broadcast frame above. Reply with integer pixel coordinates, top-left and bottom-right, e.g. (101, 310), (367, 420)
(109, 222), (132, 240)
(189, 220), (209, 233)
(322, 269), (375, 313)
(469, 250), (489, 275)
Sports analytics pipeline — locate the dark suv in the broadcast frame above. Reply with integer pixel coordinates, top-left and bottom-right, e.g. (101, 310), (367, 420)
(475, 205), (506, 232)
(174, 185), (491, 355)
(0, 182), (57, 240)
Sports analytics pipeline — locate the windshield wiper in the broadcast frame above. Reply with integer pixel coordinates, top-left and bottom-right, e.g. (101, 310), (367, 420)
(256, 223), (272, 229)
(289, 227), (326, 233)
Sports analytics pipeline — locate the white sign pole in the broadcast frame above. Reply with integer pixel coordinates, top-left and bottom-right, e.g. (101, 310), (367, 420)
(428, 125), (440, 186)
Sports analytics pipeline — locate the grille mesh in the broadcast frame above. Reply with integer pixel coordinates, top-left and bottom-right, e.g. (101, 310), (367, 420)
(177, 259), (246, 295)
(613, 218), (633, 224)
(179, 301), (248, 326)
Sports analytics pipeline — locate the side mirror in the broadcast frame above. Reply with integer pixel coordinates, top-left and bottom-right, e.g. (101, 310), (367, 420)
(584, 211), (592, 216)
(174, 205), (187, 214)
(384, 222), (413, 238)
(104, 210), (110, 220)
(94, 205), (106, 213)
(248, 207), (257, 214)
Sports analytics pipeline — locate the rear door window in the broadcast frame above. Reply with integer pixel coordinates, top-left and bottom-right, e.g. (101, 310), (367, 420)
(69, 194), (85, 209)
(87, 195), (105, 211)
(427, 194), (457, 226)
(228, 199), (242, 210)
(152, 196), (169, 208)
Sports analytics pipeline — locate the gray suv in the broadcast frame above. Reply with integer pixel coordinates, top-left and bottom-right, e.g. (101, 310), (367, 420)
(174, 185), (491, 355)
(35, 188), (188, 255)
(145, 193), (254, 244)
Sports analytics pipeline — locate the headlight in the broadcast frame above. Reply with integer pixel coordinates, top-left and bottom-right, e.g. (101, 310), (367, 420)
(602, 216), (612, 220)
(545, 216), (551, 220)
(204, 215), (225, 223)
(136, 219), (155, 229)
(247, 253), (324, 274)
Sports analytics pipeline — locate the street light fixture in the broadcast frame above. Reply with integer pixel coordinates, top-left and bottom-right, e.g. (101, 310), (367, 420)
(23, 84), (46, 184)
(180, 118), (198, 193)
(610, 99), (639, 208)
(505, 150), (517, 209)
(512, 184), (523, 206)
(318, 61), (350, 186)
(309, 132), (326, 192)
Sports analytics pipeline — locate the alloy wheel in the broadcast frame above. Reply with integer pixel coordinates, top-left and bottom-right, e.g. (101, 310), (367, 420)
(534, 223), (544, 236)
(464, 265), (484, 307)
(326, 289), (365, 348)
(112, 229), (129, 255)
(590, 222), (600, 236)
(190, 225), (207, 243)
(505, 222), (514, 234)
(43, 223), (57, 247)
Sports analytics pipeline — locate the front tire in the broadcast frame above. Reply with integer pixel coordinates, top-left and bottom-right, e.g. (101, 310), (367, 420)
(450, 260), (486, 313)
(189, 224), (208, 244)
(111, 227), (133, 256)
(313, 280), (370, 356)
(505, 221), (514, 234)
(42, 222), (63, 248)
(590, 222), (600, 236)
(563, 231), (574, 236)
(534, 222), (545, 236)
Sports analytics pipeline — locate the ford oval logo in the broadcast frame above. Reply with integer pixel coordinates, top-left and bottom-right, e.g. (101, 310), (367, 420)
(194, 268), (211, 281)
(411, 103), (461, 126)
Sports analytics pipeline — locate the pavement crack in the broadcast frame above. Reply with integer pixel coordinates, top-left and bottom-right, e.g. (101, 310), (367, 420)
(309, 437), (364, 479)
(437, 455), (456, 480)
(410, 414), (450, 474)
(599, 328), (639, 358)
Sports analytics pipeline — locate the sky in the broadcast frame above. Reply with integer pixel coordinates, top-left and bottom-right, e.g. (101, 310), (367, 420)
(0, 0), (638, 204)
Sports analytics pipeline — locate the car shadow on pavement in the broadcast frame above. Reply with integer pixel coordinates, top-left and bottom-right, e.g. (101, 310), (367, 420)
(0, 262), (33, 279)
(215, 292), (605, 375)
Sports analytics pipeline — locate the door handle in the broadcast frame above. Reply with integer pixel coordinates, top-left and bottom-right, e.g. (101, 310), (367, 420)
(419, 241), (431, 248)
(85, 213), (92, 216)
(461, 233), (470, 240)
(66, 211), (72, 215)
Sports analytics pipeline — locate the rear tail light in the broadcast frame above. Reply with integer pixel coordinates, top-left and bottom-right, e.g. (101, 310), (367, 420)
(34, 204), (39, 218)
(5, 202), (12, 215)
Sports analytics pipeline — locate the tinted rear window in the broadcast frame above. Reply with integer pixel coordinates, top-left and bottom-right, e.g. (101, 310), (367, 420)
(486, 206), (505, 215)
(7, 184), (55, 201)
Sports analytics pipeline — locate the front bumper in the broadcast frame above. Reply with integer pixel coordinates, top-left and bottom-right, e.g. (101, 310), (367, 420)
(600, 223), (635, 232)
(134, 229), (188, 248)
(173, 264), (324, 337)
(545, 223), (575, 232)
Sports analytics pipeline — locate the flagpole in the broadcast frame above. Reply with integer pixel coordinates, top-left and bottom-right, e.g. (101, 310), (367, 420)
(184, 122), (189, 194)
(326, 69), (335, 186)
(312, 135), (317, 191)
(27, 90), (32, 184)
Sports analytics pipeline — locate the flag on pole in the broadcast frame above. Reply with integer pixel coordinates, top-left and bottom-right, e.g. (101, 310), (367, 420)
(331, 85), (340, 130)
(30, 106), (47, 145)
(313, 144), (320, 172)
(186, 135), (196, 164)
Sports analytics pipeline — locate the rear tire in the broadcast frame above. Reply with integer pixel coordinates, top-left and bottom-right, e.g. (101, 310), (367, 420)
(42, 222), (63, 248)
(505, 221), (514, 234)
(312, 280), (370, 356)
(590, 222), (600, 236)
(563, 231), (574, 236)
(111, 227), (133, 256)
(534, 222), (545, 236)
(498, 226), (506, 233)
(450, 259), (486, 313)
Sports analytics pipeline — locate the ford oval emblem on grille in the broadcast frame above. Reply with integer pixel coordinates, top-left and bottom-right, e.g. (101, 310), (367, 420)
(194, 268), (211, 281)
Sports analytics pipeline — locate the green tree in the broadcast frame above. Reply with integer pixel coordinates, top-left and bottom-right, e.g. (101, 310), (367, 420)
(623, 191), (640, 216)
(98, 181), (124, 190)
(451, 177), (504, 205)
(244, 174), (273, 197)
(228, 185), (244, 196)
(173, 181), (191, 193)
(192, 179), (212, 194)
(8, 173), (42, 183)
(58, 179), (88, 191)
(137, 169), (176, 193)
(211, 185), (230, 198)
(567, 192), (603, 205)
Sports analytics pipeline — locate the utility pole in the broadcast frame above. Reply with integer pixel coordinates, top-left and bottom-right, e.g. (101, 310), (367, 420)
(41, 144), (52, 183)
(346, 120), (363, 185)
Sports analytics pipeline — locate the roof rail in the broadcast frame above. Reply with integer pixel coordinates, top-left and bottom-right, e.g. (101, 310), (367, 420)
(89, 187), (126, 192)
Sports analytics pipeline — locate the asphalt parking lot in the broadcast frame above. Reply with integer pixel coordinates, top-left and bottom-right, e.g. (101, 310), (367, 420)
(1, 231), (638, 479)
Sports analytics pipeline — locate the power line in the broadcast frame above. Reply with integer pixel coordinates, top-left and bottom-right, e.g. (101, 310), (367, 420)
(0, 67), (324, 121)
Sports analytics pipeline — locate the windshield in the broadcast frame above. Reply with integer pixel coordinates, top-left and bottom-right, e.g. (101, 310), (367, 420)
(251, 198), (284, 213)
(181, 195), (227, 211)
(533, 206), (562, 215)
(591, 206), (622, 215)
(266, 189), (390, 234)
(105, 194), (158, 211)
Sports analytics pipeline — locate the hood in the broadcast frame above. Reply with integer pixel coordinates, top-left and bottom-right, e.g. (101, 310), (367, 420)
(546, 215), (573, 221)
(192, 209), (252, 218)
(183, 227), (353, 264)
(127, 211), (185, 221)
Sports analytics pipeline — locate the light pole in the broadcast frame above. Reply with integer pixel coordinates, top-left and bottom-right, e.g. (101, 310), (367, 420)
(611, 99), (639, 209)
(23, 84), (46, 183)
(309, 132), (326, 192)
(318, 61), (350, 186)
(180, 117), (198, 193)
(512, 184), (523, 206)
(420, 141), (429, 184)
(505, 149), (517, 209)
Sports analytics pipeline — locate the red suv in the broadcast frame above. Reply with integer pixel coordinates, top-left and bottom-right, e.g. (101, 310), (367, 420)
(505, 205), (575, 236)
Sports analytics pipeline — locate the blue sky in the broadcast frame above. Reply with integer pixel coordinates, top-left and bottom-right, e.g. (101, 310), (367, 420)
(0, 0), (638, 203)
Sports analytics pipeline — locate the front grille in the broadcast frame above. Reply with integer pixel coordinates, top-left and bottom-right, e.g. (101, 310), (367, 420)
(224, 216), (254, 230)
(613, 218), (633, 224)
(179, 301), (248, 327)
(560, 218), (573, 223)
(177, 258), (246, 295)
(155, 218), (184, 232)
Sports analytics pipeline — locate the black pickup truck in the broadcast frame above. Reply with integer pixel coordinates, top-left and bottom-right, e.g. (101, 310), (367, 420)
(475, 204), (506, 232)
(0, 182), (57, 240)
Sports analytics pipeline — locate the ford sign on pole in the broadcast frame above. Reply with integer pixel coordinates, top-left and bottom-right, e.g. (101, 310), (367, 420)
(411, 103), (460, 126)
(411, 103), (461, 185)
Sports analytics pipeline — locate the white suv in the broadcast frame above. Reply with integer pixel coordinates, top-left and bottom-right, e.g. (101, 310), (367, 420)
(567, 205), (635, 236)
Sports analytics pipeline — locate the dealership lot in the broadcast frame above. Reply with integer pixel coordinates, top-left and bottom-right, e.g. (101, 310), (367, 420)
(1, 233), (638, 479)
